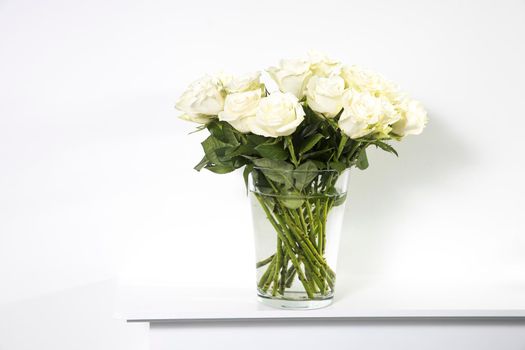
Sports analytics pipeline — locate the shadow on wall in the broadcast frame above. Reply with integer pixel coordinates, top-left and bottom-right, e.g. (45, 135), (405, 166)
(336, 115), (472, 296)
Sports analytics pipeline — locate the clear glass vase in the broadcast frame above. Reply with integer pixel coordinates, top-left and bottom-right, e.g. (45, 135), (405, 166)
(249, 167), (349, 310)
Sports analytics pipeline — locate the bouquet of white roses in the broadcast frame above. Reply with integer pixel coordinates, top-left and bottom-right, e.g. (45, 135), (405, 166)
(175, 52), (427, 307)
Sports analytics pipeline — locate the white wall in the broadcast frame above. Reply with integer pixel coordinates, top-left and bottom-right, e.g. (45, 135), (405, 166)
(1, 0), (524, 348)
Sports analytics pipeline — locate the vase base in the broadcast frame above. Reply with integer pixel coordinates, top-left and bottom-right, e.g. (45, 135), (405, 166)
(257, 294), (333, 310)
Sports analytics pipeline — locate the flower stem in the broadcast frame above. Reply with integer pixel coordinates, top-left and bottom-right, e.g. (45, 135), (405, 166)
(272, 237), (282, 296)
(285, 266), (297, 288)
(255, 194), (315, 298)
(258, 257), (275, 289)
(285, 136), (299, 167)
(256, 254), (274, 268)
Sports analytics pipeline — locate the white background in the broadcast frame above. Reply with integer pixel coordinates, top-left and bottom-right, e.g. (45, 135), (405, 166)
(1, 0), (525, 349)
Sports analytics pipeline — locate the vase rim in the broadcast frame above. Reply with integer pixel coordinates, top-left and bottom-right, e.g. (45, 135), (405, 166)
(253, 166), (345, 174)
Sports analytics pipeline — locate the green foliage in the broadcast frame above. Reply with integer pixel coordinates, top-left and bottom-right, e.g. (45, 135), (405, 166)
(206, 164), (236, 174)
(333, 193), (347, 206)
(335, 134), (348, 160)
(252, 158), (294, 171)
(194, 121), (248, 174)
(328, 161), (346, 173)
(372, 140), (399, 157)
(298, 134), (324, 155)
(356, 148), (369, 170)
(192, 105), (399, 186)
(242, 163), (254, 194)
(292, 161), (318, 191)
(280, 197), (305, 209)
(201, 135), (230, 164)
(193, 156), (208, 171)
(252, 158), (294, 188)
(255, 142), (288, 160)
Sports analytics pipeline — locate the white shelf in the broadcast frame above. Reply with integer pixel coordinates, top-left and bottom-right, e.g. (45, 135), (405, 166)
(115, 280), (525, 322)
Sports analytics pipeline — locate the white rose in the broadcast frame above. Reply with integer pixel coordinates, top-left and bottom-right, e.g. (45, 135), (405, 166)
(218, 89), (262, 133)
(175, 75), (225, 123)
(305, 75), (345, 118)
(376, 98), (401, 136)
(221, 71), (262, 93)
(392, 98), (428, 136)
(340, 65), (401, 102)
(339, 90), (401, 139)
(251, 92), (305, 138)
(308, 51), (341, 77)
(229, 117), (256, 134)
(267, 59), (312, 99)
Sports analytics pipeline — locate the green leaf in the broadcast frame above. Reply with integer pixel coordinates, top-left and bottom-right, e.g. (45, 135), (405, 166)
(343, 138), (356, 153)
(193, 155), (208, 171)
(252, 158), (294, 171)
(284, 136), (299, 166)
(300, 115), (323, 138)
(243, 164), (254, 195)
(206, 121), (239, 146)
(336, 134), (348, 160)
(280, 197), (304, 209)
(219, 144), (254, 162)
(206, 121), (224, 141)
(246, 134), (268, 146)
(356, 148), (369, 170)
(188, 125), (207, 134)
(373, 140), (398, 157)
(222, 123), (240, 146)
(292, 161), (318, 191)
(328, 161), (346, 173)
(255, 142), (288, 160)
(302, 148), (334, 160)
(205, 164), (235, 174)
(252, 158), (294, 187)
(240, 154), (259, 160)
(333, 193), (347, 207)
(201, 136), (229, 164)
(250, 169), (270, 190)
(232, 157), (247, 169)
(347, 141), (363, 162)
(299, 134), (324, 155)
(310, 160), (326, 169)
